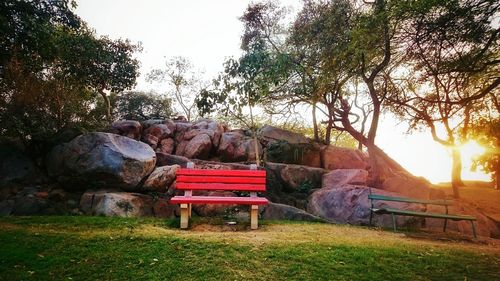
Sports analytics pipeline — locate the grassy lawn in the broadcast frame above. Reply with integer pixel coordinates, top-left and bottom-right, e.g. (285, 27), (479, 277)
(0, 216), (499, 280)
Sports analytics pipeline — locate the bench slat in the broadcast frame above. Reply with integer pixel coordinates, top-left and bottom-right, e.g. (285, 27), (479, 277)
(170, 196), (269, 205)
(368, 194), (453, 206)
(177, 169), (266, 177)
(176, 182), (266, 191)
(177, 175), (266, 184)
(372, 207), (476, 221)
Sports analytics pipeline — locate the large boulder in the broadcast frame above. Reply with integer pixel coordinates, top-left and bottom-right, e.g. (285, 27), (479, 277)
(264, 140), (321, 167)
(46, 132), (156, 191)
(141, 119), (176, 132)
(258, 125), (308, 145)
(142, 124), (174, 149)
(142, 165), (179, 193)
(307, 185), (425, 227)
(157, 138), (175, 154)
(79, 191), (154, 217)
(260, 202), (324, 222)
(110, 120), (142, 140)
(381, 174), (439, 200)
(266, 162), (326, 192)
(321, 146), (369, 170)
(322, 169), (369, 189)
(174, 119), (224, 159)
(217, 131), (262, 162)
(156, 152), (190, 167)
(0, 144), (45, 186)
(183, 134), (212, 159)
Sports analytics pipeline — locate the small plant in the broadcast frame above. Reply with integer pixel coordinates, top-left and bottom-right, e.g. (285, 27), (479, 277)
(298, 180), (314, 194)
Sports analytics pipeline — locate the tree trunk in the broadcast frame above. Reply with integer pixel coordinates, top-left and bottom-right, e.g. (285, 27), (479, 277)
(312, 102), (319, 142)
(495, 157), (499, 190)
(451, 147), (464, 198)
(99, 90), (112, 123)
(247, 93), (261, 166)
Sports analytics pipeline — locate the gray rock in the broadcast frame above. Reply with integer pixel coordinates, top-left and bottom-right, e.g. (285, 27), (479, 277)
(266, 162), (326, 191)
(110, 120), (142, 140)
(261, 202), (324, 222)
(0, 199), (14, 216)
(258, 125), (309, 145)
(307, 185), (424, 228)
(79, 191), (153, 217)
(0, 144), (45, 186)
(46, 132), (156, 191)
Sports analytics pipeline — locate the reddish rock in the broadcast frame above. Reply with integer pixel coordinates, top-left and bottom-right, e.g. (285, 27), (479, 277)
(142, 134), (159, 149)
(35, 191), (49, 199)
(217, 131), (262, 162)
(183, 134), (212, 160)
(322, 169), (369, 189)
(192, 191), (238, 216)
(110, 120), (142, 140)
(142, 165), (180, 192)
(142, 124), (173, 149)
(321, 146), (369, 170)
(381, 175), (433, 199)
(301, 144), (322, 168)
(157, 138), (175, 154)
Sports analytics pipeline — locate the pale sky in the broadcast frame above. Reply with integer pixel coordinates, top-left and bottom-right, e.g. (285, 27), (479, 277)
(75, 0), (490, 184)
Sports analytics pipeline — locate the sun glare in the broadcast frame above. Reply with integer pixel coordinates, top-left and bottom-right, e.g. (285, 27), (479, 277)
(460, 141), (486, 160)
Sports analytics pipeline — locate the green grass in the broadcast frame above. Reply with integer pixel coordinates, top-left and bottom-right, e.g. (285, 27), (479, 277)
(0, 216), (499, 280)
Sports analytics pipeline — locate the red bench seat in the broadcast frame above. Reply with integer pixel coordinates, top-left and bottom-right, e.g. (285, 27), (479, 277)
(170, 196), (269, 205)
(169, 166), (268, 229)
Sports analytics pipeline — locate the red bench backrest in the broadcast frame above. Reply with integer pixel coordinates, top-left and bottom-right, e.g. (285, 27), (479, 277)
(176, 169), (266, 192)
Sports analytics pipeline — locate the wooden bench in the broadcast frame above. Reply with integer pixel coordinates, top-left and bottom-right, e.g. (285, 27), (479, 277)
(368, 189), (477, 238)
(169, 165), (269, 229)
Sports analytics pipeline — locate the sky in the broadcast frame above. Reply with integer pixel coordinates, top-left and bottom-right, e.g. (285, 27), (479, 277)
(75, 0), (490, 184)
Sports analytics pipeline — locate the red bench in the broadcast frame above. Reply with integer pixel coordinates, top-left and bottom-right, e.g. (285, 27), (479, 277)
(169, 166), (269, 229)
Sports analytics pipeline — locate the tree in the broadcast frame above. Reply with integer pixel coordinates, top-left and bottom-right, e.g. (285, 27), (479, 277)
(57, 31), (141, 122)
(470, 117), (500, 190)
(112, 91), (174, 121)
(388, 0), (499, 197)
(0, 0), (140, 154)
(148, 56), (204, 122)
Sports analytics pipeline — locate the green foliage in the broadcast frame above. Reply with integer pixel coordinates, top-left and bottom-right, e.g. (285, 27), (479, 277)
(112, 91), (174, 121)
(0, 0), (140, 151)
(0, 216), (499, 281)
(298, 180), (314, 194)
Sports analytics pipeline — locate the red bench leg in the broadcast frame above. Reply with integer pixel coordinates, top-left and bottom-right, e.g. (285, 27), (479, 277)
(251, 205), (259, 230)
(180, 204), (189, 229)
